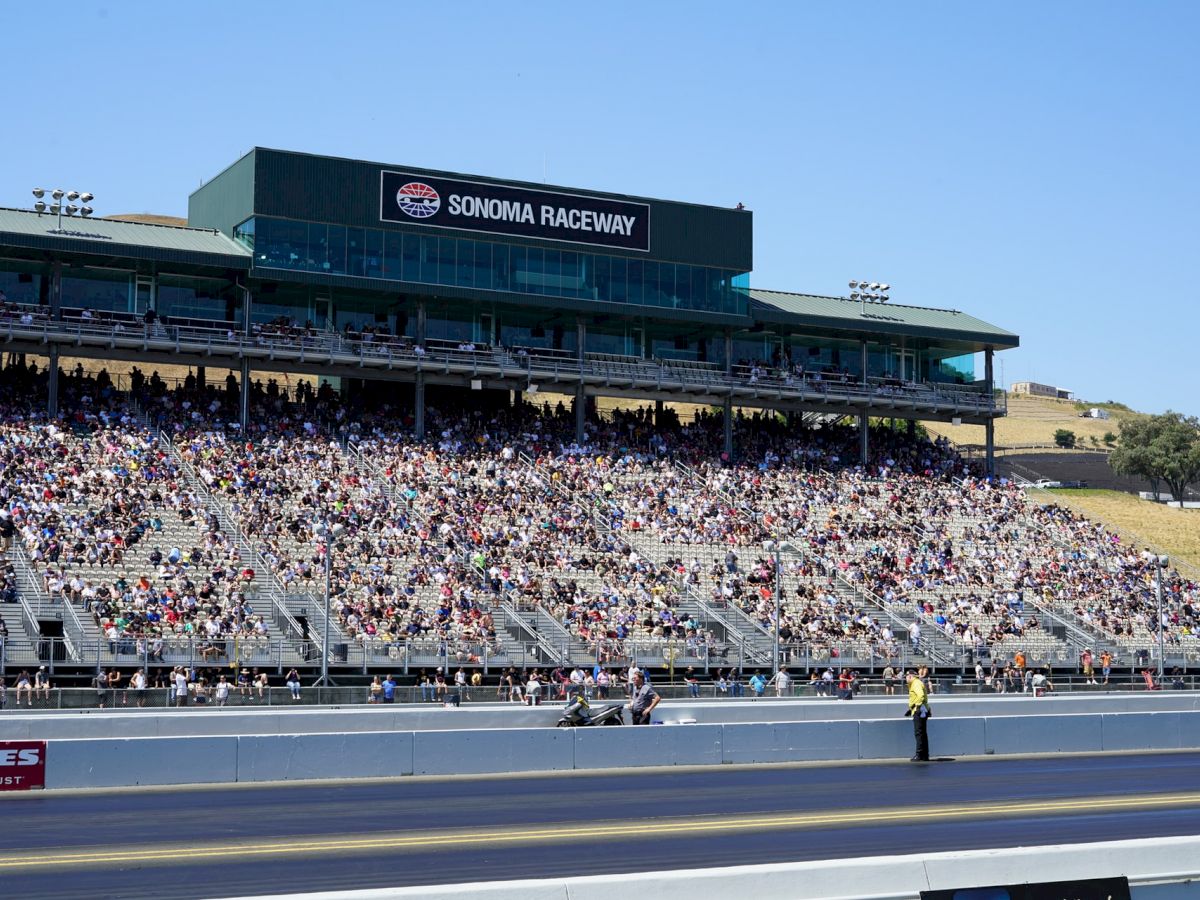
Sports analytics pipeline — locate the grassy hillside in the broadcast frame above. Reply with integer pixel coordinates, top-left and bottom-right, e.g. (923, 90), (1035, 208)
(925, 395), (1137, 449)
(1041, 488), (1200, 572)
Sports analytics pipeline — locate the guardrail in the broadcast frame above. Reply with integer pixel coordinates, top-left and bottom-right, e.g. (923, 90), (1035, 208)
(1, 309), (1004, 418)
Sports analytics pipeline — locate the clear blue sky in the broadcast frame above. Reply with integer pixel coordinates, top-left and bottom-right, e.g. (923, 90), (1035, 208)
(3, 2), (1196, 415)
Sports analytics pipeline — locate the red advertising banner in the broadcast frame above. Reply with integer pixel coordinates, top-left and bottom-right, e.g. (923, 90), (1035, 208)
(0, 740), (46, 791)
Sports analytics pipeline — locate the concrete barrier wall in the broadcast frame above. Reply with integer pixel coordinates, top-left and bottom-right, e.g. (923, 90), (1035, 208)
(46, 736), (239, 789)
(10, 692), (1200, 742)
(36, 710), (1200, 790)
(214, 835), (1200, 900)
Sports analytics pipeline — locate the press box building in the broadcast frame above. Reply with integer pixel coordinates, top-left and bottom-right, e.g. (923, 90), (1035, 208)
(0, 147), (1018, 466)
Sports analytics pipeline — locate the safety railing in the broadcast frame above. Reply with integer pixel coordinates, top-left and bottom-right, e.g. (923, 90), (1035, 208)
(2, 309), (1006, 418)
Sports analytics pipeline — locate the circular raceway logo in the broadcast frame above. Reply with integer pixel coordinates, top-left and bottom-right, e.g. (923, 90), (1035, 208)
(396, 182), (440, 218)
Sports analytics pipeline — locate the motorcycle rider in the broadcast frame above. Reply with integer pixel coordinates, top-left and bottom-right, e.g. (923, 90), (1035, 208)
(563, 684), (593, 725)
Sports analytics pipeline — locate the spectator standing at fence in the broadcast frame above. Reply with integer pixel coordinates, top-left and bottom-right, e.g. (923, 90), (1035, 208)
(215, 675), (231, 707)
(368, 676), (382, 704)
(174, 667), (187, 710)
(107, 668), (123, 707)
(0, 677), (6, 709)
(237, 668), (251, 699)
(881, 664), (897, 696)
(526, 670), (542, 706)
(748, 670), (767, 699)
(130, 668), (147, 708)
(254, 670), (269, 699)
(1081, 648), (1097, 685)
(685, 667), (700, 698)
(1100, 650), (1113, 685)
(771, 667), (791, 698)
(628, 672), (660, 725)
(382, 674), (396, 704)
(905, 666), (931, 762)
(94, 669), (109, 708)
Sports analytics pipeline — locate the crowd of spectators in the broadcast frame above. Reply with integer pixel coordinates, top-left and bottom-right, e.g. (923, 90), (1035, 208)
(0, 359), (1196, 676)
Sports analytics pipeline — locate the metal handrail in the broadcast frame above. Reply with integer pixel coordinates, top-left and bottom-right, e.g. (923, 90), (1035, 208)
(2, 313), (1004, 418)
(157, 430), (307, 647)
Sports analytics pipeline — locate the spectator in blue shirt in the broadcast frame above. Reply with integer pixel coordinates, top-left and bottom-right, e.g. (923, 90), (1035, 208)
(749, 671), (767, 699)
(382, 674), (396, 703)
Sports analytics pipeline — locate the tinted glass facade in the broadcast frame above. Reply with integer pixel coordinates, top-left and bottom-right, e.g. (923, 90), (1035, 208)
(239, 216), (748, 315)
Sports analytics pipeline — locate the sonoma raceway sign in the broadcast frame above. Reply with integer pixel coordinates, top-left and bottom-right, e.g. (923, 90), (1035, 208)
(380, 170), (650, 252)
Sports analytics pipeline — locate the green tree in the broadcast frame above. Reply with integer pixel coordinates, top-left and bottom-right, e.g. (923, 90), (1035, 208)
(1102, 431), (1117, 446)
(1053, 429), (1076, 449)
(1110, 412), (1200, 501)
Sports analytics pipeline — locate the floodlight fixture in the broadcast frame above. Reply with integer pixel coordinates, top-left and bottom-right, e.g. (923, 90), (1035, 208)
(51, 189), (64, 200)
(66, 191), (79, 201)
(32, 188), (44, 199)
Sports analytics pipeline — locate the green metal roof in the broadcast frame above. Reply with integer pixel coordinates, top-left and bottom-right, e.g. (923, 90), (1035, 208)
(749, 288), (1019, 348)
(0, 207), (250, 269)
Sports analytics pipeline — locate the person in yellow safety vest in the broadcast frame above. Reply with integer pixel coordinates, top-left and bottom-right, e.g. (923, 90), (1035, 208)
(905, 666), (931, 762)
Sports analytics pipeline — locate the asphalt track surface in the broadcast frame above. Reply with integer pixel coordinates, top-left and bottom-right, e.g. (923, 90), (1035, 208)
(3, 751), (1200, 899)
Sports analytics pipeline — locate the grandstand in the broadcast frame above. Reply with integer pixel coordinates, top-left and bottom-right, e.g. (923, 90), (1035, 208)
(0, 147), (1195, 685)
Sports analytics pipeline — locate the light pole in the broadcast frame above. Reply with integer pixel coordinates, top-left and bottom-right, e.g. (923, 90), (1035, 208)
(313, 520), (345, 686)
(32, 188), (95, 232)
(849, 280), (890, 317)
(1154, 553), (1169, 685)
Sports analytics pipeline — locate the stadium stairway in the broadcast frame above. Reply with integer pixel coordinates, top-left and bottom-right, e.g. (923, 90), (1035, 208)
(155, 431), (317, 671)
(342, 440), (546, 669)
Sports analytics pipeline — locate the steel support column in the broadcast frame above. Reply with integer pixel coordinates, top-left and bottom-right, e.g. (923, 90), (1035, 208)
(655, 399), (664, 426)
(985, 347), (996, 477)
(239, 357), (250, 432)
(860, 340), (868, 385)
(49, 262), (62, 321)
(47, 343), (59, 418)
(575, 382), (586, 444)
(414, 372), (425, 440)
(859, 411), (869, 465)
(723, 396), (733, 461)
(576, 317), (586, 443)
(415, 299), (427, 441)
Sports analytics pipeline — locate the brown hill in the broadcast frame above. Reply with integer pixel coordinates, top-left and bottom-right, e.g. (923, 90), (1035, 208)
(104, 213), (189, 227)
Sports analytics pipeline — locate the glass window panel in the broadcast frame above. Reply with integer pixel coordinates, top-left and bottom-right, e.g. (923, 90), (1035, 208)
(437, 238), (456, 285)
(383, 231), (403, 279)
(492, 243), (510, 291)
(591, 254), (608, 303)
(609, 257), (627, 303)
(456, 239), (474, 288)
(542, 250), (560, 295)
(560, 251), (581, 298)
(326, 225), (346, 274)
(345, 228), (365, 278)
(644, 261), (662, 307)
(400, 234), (420, 282)
(676, 266), (693, 309)
(61, 269), (132, 313)
(0, 261), (45, 305)
(627, 259), (645, 305)
(506, 246), (523, 293)
(258, 219), (307, 269)
(474, 242), (492, 290)
(365, 228), (385, 279)
(419, 236), (437, 283)
(523, 248), (543, 295)
(305, 222), (326, 271)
